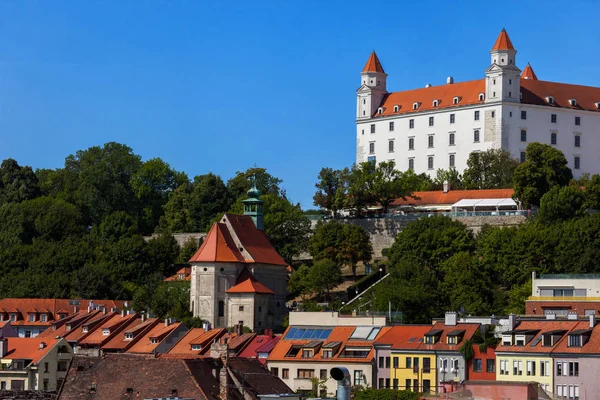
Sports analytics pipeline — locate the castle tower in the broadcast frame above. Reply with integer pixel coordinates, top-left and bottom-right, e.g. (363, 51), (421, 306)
(521, 62), (538, 80)
(485, 29), (521, 103)
(242, 176), (264, 230)
(357, 51), (388, 119)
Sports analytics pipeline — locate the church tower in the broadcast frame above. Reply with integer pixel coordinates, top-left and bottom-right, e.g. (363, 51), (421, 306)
(485, 29), (521, 103)
(357, 51), (388, 119)
(242, 176), (264, 230)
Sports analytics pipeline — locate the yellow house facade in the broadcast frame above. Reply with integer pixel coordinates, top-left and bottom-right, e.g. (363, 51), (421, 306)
(390, 352), (436, 392)
(495, 353), (553, 392)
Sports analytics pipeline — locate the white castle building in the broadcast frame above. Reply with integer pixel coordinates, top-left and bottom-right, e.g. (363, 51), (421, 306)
(356, 29), (600, 177)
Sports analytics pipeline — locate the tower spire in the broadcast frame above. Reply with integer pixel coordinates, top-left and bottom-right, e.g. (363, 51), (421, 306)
(491, 28), (515, 51)
(522, 62), (538, 80)
(242, 175), (264, 230)
(362, 51), (385, 73)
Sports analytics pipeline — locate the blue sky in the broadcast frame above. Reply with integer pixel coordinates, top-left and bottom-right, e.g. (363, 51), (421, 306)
(1, 1), (599, 209)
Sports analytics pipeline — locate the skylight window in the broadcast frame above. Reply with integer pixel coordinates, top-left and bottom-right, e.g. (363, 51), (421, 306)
(350, 327), (381, 340)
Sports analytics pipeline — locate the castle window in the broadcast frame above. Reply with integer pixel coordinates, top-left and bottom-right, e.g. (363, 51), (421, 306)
(474, 110), (480, 121)
(509, 92), (512, 97)
(453, 97), (460, 105)
(449, 133), (455, 146)
(432, 100), (439, 107)
(413, 102), (419, 110)
(428, 135), (434, 148)
(474, 130), (480, 143)
(239, 306), (244, 312)
(389, 121), (394, 131)
(218, 301), (224, 317)
(491, 111), (495, 118)
(520, 152), (526, 163)
(369, 142), (375, 154)
(493, 79), (496, 85)
(409, 119), (414, 129)
(408, 158), (414, 170)
(429, 116), (434, 127)
(427, 156), (434, 170)
(509, 79), (512, 84)
(521, 110), (527, 120)
(575, 135), (581, 148)
(393, 105), (399, 112)
(575, 117), (581, 126)
(521, 130), (527, 142)
(479, 93), (485, 101)
(551, 114), (557, 123)
(371, 124), (375, 133)
(363, 99), (366, 104)
(551, 132), (557, 145)
(449, 154), (455, 168)
(546, 96), (554, 104)
(378, 108), (383, 115)
(388, 140), (394, 153)
(574, 156), (581, 170)
(450, 114), (455, 124)
(408, 137), (414, 150)
(569, 99), (577, 107)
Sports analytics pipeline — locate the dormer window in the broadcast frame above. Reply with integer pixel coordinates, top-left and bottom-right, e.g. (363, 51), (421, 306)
(432, 100), (439, 107)
(302, 349), (314, 358)
(393, 105), (399, 112)
(478, 93), (485, 101)
(66, 324), (72, 331)
(424, 329), (443, 344)
(595, 102), (600, 110)
(29, 314), (36, 322)
(546, 96), (554, 104)
(502, 334), (512, 346)
(102, 328), (110, 336)
(453, 97), (460, 105)
(150, 338), (159, 344)
(377, 107), (384, 115)
(40, 314), (47, 323)
(10, 314), (16, 322)
(322, 349), (332, 358)
(413, 102), (420, 110)
(191, 344), (202, 351)
(568, 329), (591, 347)
(125, 333), (134, 340)
(446, 330), (465, 345)
(82, 326), (89, 333)
(569, 99), (577, 107)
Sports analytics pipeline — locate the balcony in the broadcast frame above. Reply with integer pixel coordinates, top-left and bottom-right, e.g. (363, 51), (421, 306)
(528, 296), (600, 301)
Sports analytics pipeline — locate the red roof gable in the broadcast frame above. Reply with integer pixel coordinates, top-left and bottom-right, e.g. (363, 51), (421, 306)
(392, 188), (515, 207)
(3, 337), (62, 364)
(226, 271), (275, 295)
(362, 51), (385, 73)
(491, 29), (515, 51)
(226, 214), (288, 266)
(521, 63), (538, 80)
(189, 222), (245, 263)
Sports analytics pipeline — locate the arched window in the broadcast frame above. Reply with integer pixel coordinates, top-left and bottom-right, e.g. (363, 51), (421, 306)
(453, 97), (460, 105)
(413, 102), (419, 110)
(432, 100), (439, 107)
(393, 105), (399, 112)
(478, 93), (485, 101)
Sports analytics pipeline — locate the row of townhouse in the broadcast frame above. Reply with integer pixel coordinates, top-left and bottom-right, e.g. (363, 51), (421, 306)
(496, 315), (600, 399)
(266, 312), (492, 397)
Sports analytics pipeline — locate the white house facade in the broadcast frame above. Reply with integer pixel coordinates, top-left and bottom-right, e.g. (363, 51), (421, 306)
(356, 29), (600, 178)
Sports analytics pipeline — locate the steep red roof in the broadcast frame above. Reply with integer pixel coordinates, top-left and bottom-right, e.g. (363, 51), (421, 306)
(392, 188), (515, 207)
(491, 29), (514, 51)
(417, 322), (480, 352)
(374, 79), (485, 117)
(3, 337), (62, 364)
(496, 320), (580, 354)
(362, 51), (385, 73)
(552, 320), (600, 354)
(226, 214), (288, 266)
(226, 273), (275, 295)
(521, 63), (538, 80)
(521, 79), (600, 112)
(189, 222), (245, 263)
(375, 325), (434, 350)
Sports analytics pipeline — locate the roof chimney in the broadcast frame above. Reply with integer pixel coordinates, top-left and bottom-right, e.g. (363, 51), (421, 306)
(39, 342), (47, 350)
(165, 318), (170, 327)
(447, 76), (454, 84)
(567, 312), (578, 320)
(87, 302), (93, 313)
(121, 309), (126, 317)
(74, 306), (79, 313)
(508, 313), (517, 330)
(443, 180), (450, 193)
(0, 338), (8, 358)
(445, 311), (457, 326)
(141, 313), (146, 323)
(590, 314), (595, 329)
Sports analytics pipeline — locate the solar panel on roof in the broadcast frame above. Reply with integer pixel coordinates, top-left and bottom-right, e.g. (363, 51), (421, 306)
(319, 329), (332, 339)
(293, 328), (306, 339)
(285, 327), (297, 339)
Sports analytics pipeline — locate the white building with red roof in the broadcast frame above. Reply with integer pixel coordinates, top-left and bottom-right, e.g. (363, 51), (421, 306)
(189, 181), (288, 332)
(357, 29), (600, 177)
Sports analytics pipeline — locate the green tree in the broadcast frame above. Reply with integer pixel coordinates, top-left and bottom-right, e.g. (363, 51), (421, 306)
(313, 167), (348, 217)
(431, 168), (463, 190)
(227, 167), (282, 199)
(288, 264), (312, 300)
(537, 185), (586, 224)
(513, 143), (573, 208)
(372, 161), (419, 213)
(308, 259), (342, 298)
(176, 237), (201, 264)
(387, 216), (475, 280)
(462, 149), (519, 189)
(505, 279), (531, 314)
(309, 221), (372, 276)
(146, 233), (180, 277)
(346, 162), (378, 216)
(0, 159), (41, 203)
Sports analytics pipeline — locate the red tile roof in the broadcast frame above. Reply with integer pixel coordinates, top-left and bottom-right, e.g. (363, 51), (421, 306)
(37, 310), (100, 339)
(101, 316), (148, 351)
(190, 213), (287, 266)
(374, 79), (485, 117)
(126, 321), (181, 354)
(496, 320), (581, 354)
(268, 326), (390, 363)
(417, 322), (480, 352)
(164, 328), (227, 357)
(552, 320), (600, 354)
(375, 325), (434, 350)
(521, 63), (538, 80)
(362, 51), (385, 73)
(391, 188), (515, 207)
(226, 268), (275, 294)
(62, 312), (116, 342)
(521, 79), (600, 112)
(78, 313), (138, 347)
(491, 29), (514, 51)
(238, 335), (280, 364)
(164, 266), (191, 282)
(2, 337), (62, 364)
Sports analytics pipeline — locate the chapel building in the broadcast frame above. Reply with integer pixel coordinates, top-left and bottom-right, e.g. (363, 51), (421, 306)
(356, 29), (600, 177)
(188, 182), (288, 332)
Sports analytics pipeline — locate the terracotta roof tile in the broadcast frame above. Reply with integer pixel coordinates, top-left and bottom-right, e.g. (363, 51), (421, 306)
(164, 266), (192, 282)
(239, 335), (280, 363)
(392, 188), (515, 206)
(491, 29), (515, 51)
(416, 322), (480, 352)
(362, 51), (385, 73)
(189, 222), (245, 263)
(164, 328), (227, 357)
(126, 321), (181, 354)
(521, 63), (538, 80)
(521, 79), (600, 112)
(225, 214), (288, 266)
(2, 337), (62, 364)
(552, 320), (600, 354)
(374, 79), (486, 117)
(496, 320), (581, 354)
(78, 313), (137, 347)
(226, 269), (275, 294)
(375, 325), (434, 350)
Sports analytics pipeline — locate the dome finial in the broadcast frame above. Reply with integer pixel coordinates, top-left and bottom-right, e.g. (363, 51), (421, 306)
(247, 175), (261, 199)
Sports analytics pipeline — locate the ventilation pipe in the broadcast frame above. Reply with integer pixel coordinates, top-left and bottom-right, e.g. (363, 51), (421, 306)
(330, 367), (351, 400)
